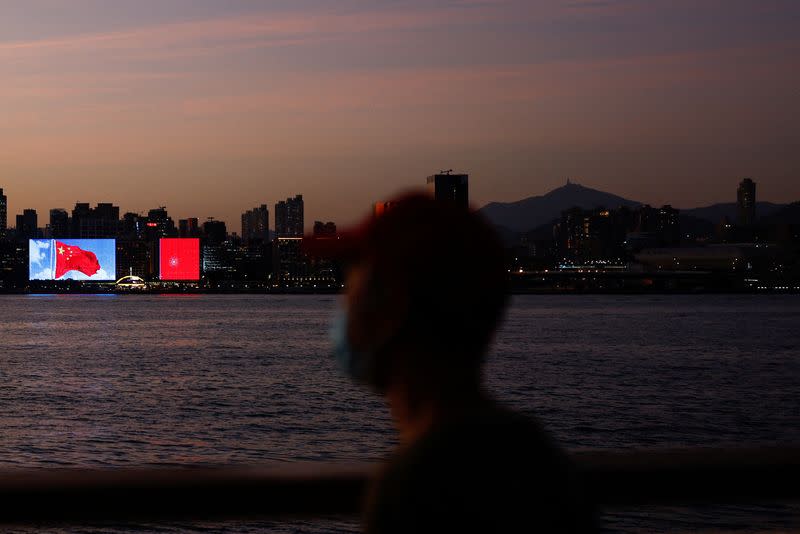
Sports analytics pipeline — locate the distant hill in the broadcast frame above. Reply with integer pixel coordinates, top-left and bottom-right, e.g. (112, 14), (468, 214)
(761, 201), (800, 225)
(682, 202), (786, 224)
(479, 181), (641, 232)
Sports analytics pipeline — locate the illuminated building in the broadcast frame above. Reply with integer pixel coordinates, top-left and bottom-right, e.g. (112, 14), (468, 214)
(426, 171), (469, 208)
(275, 195), (304, 237)
(633, 204), (681, 247)
(242, 204), (270, 243)
(145, 207), (177, 239)
(272, 237), (314, 287)
(737, 178), (756, 226)
(116, 239), (153, 279)
(121, 212), (146, 240)
(555, 206), (642, 261)
(0, 188), (7, 238)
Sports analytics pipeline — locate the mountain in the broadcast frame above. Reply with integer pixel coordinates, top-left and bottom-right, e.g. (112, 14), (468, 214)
(682, 202), (786, 224)
(761, 201), (800, 225)
(479, 181), (641, 232)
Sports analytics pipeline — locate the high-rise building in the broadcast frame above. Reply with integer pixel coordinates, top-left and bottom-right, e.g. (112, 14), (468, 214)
(121, 212), (145, 240)
(737, 178), (756, 226)
(426, 171), (469, 208)
(179, 218), (200, 238)
(145, 207), (177, 239)
(272, 237), (308, 287)
(16, 209), (38, 240)
(632, 204), (681, 247)
(242, 204), (270, 243)
(116, 239), (153, 280)
(275, 195), (304, 237)
(0, 188), (7, 238)
(203, 219), (227, 245)
(49, 209), (69, 238)
(71, 202), (119, 238)
(71, 203), (90, 237)
(657, 205), (681, 246)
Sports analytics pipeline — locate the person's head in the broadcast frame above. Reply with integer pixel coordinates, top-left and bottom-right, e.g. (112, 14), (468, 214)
(312, 192), (508, 412)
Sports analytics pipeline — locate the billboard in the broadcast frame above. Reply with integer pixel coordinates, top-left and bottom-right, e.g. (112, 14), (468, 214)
(30, 239), (116, 281)
(159, 238), (200, 280)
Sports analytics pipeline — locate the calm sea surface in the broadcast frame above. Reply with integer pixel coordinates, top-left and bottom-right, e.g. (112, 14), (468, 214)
(1, 294), (799, 532)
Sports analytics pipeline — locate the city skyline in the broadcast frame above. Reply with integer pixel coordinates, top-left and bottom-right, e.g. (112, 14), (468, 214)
(0, 174), (793, 235)
(0, 1), (798, 228)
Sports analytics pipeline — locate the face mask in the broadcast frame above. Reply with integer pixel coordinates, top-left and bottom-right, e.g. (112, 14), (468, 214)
(330, 305), (368, 381)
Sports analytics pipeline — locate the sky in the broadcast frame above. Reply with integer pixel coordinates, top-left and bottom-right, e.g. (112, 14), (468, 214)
(1, 0), (798, 230)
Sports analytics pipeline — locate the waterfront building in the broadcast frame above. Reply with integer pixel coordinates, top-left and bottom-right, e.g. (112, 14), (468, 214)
(635, 204), (681, 247)
(116, 239), (153, 280)
(0, 188), (6, 238)
(71, 202), (120, 238)
(121, 212), (146, 240)
(202, 219), (227, 245)
(16, 209), (38, 240)
(242, 205), (270, 243)
(179, 218), (200, 238)
(49, 209), (69, 238)
(737, 178), (756, 226)
(275, 195), (304, 237)
(145, 207), (177, 239)
(272, 237), (309, 287)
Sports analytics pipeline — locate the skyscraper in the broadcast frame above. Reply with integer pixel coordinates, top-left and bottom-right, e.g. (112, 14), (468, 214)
(71, 202), (120, 238)
(426, 171), (469, 208)
(0, 188), (7, 238)
(202, 219), (227, 245)
(121, 212), (145, 240)
(145, 207), (177, 239)
(179, 218), (200, 238)
(242, 204), (270, 243)
(737, 178), (756, 226)
(16, 209), (38, 239)
(275, 195), (304, 237)
(49, 209), (69, 238)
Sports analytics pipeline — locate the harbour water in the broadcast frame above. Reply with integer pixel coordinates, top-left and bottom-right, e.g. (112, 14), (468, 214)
(1, 294), (799, 532)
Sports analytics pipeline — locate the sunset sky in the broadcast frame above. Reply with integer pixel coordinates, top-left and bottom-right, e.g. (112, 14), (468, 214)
(1, 0), (798, 229)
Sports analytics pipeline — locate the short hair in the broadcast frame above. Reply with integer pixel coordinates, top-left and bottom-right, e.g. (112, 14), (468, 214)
(356, 193), (509, 396)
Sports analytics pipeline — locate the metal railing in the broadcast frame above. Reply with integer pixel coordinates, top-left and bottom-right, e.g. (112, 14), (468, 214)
(0, 447), (798, 524)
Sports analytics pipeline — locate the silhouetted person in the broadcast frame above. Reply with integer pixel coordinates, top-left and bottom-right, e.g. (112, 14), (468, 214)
(308, 192), (596, 533)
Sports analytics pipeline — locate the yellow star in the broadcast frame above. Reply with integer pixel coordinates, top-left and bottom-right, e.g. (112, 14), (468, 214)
(58, 246), (65, 255)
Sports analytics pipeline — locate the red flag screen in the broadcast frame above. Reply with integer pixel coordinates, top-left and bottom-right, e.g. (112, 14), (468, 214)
(159, 238), (200, 280)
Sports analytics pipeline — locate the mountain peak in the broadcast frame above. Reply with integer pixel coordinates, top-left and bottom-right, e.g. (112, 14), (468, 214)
(479, 182), (640, 232)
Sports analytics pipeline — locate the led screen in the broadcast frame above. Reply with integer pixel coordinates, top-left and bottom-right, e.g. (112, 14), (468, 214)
(29, 239), (116, 281)
(160, 238), (200, 280)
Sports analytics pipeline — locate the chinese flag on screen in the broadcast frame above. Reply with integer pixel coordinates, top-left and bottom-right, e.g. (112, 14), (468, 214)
(55, 241), (100, 279)
(160, 238), (200, 280)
